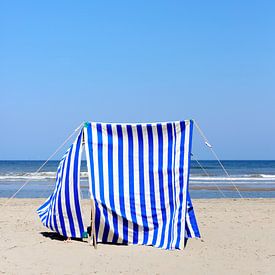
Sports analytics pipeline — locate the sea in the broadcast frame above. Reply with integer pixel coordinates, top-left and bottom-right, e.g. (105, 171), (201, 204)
(0, 160), (274, 199)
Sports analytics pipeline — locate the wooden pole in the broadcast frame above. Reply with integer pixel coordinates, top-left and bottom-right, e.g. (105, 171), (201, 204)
(90, 199), (97, 249)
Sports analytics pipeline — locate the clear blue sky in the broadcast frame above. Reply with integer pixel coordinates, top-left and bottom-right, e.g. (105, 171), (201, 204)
(1, 1), (274, 160)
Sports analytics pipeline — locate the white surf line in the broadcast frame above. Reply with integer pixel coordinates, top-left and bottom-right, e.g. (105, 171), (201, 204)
(193, 120), (243, 199)
(1, 122), (84, 208)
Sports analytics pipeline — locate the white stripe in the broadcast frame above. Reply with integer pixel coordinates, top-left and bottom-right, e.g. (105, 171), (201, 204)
(101, 123), (115, 242)
(171, 122), (182, 248)
(84, 126), (99, 242)
(49, 159), (64, 230)
(37, 196), (51, 213)
(162, 124), (171, 249)
(122, 125), (133, 243)
(152, 126), (162, 247)
(169, 123), (176, 248)
(76, 135), (84, 236)
(179, 121), (190, 248)
(60, 148), (72, 236)
(84, 127), (94, 198)
(142, 125), (154, 244)
(111, 124), (124, 243)
(39, 159), (64, 227)
(49, 167), (61, 230)
(91, 123), (105, 242)
(186, 210), (195, 238)
(132, 125), (144, 244)
(54, 157), (68, 233)
(68, 137), (79, 237)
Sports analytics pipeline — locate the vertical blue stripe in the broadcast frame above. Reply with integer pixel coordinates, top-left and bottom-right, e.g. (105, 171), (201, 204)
(185, 121), (200, 238)
(86, 123), (101, 240)
(147, 124), (158, 245)
(97, 124), (111, 242)
(47, 153), (68, 233)
(51, 168), (63, 234)
(185, 219), (191, 238)
(157, 124), (166, 248)
(136, 125), (149, 244)
(48, 163), (63, 231)
(57, 150), (70, 236)
(127, 125), (139, 244)
(43, 163), (63, 229)
(166, 123), (174, 249)
(73, 130), (84, 236)
(45, 194), (54, 230)
(47, 200), (54, 231)
(41, 162), (63, 230)
(187, 191), (200, 237)
(52, 190), (60, 233)
(170, 123), (178, 248)
(48, 149), (73, 236)
(64, 145), (76, 237)
(96, 123), (104, 201)
(107, 124), (119, 243)
(175, 121), (186, 248)
(117, 125), (128, 242)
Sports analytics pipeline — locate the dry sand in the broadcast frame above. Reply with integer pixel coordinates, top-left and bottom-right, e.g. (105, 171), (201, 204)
(0, 198), (274, 275)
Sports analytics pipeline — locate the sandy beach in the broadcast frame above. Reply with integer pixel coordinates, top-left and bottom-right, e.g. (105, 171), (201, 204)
(0, 199), (274, 274)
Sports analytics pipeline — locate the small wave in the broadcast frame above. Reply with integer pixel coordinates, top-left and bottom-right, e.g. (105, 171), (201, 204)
(0, 172), (274, 182)
(190, 176), (275, 181)
(190, 181), (275, 186)
(259, 174), (275, 178)
(0, 172), (89, 181)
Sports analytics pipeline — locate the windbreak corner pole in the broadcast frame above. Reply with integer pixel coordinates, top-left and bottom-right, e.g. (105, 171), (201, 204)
(90, 199), (97, 249)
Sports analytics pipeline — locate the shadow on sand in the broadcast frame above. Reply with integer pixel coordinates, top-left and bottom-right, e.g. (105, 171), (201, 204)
(40, 232), (81, 242)
(40, 231), (128, 246)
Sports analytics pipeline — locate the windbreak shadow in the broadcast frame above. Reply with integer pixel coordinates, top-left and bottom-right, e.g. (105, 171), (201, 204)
(40, 232), (82, 242)
(40, 231), (128, 246)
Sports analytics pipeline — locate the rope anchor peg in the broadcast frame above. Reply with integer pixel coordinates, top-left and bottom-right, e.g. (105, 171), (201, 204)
(205, 141), (212, 148)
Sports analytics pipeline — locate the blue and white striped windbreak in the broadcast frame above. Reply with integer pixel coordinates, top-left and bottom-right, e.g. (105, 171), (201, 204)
(37, 120), (200, 250)
(37, 130), (84, 238)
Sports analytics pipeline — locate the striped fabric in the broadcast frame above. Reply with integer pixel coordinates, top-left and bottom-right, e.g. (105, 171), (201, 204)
(37, 130), (84, 238)
(84, 120), (200, 249)
(37, 120), (200, 249)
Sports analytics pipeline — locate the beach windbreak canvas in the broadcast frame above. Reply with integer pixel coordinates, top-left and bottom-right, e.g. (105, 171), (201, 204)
(37, 120), (200, 250)
(37, 129), (85, 239)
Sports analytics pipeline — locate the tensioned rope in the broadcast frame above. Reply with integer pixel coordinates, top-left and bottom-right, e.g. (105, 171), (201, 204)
(193, 120), (244, 199)
(1, 122), (84, 207)
(2, 120), (243, 205)
(191, 153), (226, 198)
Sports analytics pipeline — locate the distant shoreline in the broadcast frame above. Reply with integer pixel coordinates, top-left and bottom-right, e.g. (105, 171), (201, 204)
(1, 160), (274, 199)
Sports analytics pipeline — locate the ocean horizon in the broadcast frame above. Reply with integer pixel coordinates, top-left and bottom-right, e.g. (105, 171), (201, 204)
(0, 160), (274, 199)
